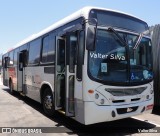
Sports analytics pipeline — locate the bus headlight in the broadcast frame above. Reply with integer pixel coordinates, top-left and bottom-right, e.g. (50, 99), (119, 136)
(95, 93), (99, 99)
(150, 89), (154, 94)
(93, 91), (109, 105)
(146, 95), (149, 100)
(100, 99), (105, 104)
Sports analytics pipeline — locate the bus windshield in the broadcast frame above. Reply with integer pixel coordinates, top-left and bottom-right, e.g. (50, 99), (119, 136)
(89, 9), (148, 33)
(88, 29), (153, 85)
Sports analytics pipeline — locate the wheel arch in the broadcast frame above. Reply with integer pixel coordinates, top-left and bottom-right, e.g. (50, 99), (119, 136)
(40, 81), (54, 104)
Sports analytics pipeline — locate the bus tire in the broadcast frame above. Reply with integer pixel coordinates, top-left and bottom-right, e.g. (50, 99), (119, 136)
(9, 80), (14, 95)
(42, 88), (55, 116)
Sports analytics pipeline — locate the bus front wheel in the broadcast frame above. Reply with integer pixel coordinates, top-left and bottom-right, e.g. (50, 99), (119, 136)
(42, 88), (55, 116)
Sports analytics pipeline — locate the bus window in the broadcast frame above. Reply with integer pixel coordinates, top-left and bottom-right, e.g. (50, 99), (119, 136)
(68, 34), (77, 73)
(42, 36), (49, 63)
(57, 40), (65, 73)
(13, 48), (20, 66)
(41, 34), (55, 63)
(8, 51), (14, 66)
(28, 38), (41, 65)
(48, 33), (55, 62)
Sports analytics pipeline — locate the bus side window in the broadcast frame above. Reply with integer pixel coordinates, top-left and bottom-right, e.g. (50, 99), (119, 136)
(41, 34), (55, 63)
(13, 48), (20, 66)
(28, 38), (41, 65)
(8, 51), (14, 66)
(57, 39), (65, 72)
(19, 50), (28, 68)
(67, 33), (77, 73)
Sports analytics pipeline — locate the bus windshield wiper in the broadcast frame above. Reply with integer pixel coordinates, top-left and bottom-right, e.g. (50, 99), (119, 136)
(133, 33), (143, 50)
(107, 27), (128, 47)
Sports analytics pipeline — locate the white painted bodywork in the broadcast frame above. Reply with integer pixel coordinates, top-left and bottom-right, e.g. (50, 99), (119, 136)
(24, 66), (54, 103)
(3, 6), (153, 125)
(81, 49), (154, 124)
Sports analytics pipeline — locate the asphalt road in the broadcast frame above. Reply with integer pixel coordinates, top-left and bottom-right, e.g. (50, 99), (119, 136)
(0, 82), (160, 136)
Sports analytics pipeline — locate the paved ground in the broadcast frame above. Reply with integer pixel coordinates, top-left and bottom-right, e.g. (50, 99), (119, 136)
(0, 78), (2, 86)
(0, 82), (72, 136)
(0, 78), (160, 136)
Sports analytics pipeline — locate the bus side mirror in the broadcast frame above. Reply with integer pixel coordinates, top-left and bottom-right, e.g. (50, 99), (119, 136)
(86, 26), (96, 51)
(23, 50), (28, 67)
(19, 52), (23, 71)
(19, 50), (28, 71)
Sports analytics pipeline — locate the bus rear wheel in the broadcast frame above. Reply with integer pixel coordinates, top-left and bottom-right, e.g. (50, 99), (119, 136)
(42, 88), (55, 116)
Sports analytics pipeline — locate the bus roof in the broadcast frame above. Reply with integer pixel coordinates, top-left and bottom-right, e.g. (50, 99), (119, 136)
(11, 6), (146, 50)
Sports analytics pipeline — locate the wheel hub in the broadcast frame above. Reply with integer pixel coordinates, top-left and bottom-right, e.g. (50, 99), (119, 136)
(44, 95), (52, 109)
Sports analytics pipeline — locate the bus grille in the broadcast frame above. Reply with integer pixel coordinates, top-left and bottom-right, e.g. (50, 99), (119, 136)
(105, 87), (147, 96)
(117, 106), (138, 114)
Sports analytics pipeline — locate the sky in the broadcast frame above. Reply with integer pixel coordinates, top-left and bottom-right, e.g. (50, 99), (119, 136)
(0, 0), (160, 54)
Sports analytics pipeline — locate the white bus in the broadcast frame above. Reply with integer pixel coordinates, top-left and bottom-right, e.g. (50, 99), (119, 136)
(2, 7), (154, 125)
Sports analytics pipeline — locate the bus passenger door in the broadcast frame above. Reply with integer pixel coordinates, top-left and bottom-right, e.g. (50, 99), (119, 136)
(17, 50), (27, 93)
(3, 56), (9, 86)
(17, 52), (23, 92)
(55, 33), (77, 117)
(65, 32), (77, 117)
(55, 37), (65, 110)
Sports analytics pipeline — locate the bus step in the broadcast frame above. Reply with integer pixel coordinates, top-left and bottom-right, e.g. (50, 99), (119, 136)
(58, 110), (65, 115)
(20, 92), (26, 96)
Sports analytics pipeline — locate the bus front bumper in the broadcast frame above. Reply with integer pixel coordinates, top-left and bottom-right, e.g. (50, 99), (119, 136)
(84, 99), (153, 125)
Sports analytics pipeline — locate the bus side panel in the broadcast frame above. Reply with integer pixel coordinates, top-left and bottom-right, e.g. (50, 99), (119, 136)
(12, 66), (18, 91)
(24, 66), (54, 103)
